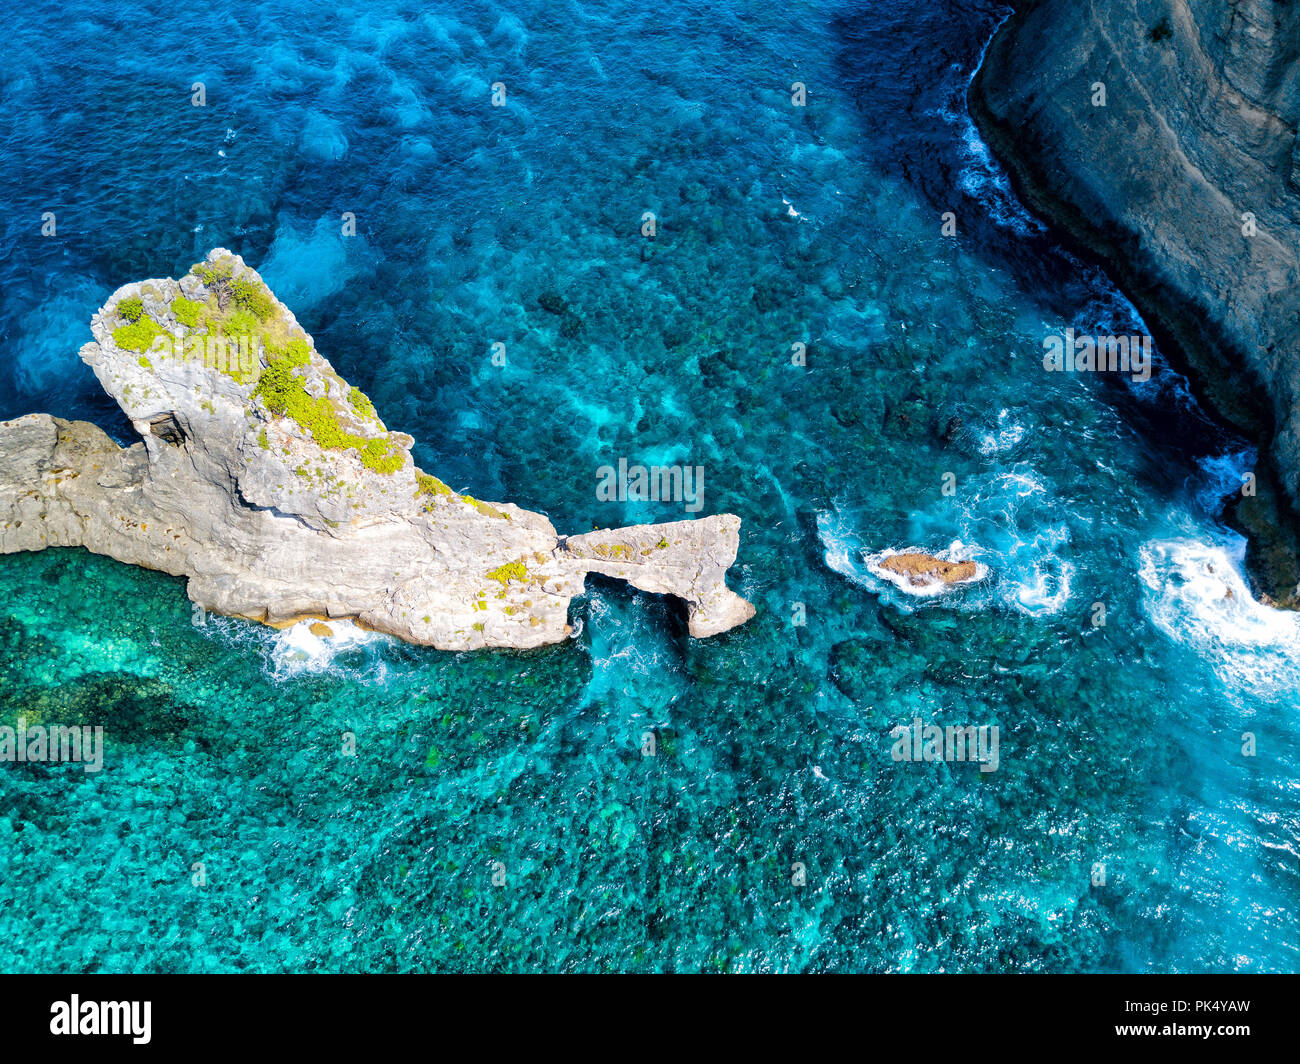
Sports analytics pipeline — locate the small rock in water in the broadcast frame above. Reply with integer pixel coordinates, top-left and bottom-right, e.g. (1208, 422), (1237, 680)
(878, 552), (980, 586)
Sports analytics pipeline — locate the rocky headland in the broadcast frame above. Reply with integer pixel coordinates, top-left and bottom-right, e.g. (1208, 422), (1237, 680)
(971, 0), (1300, 605)
(0, 250), (755, 650)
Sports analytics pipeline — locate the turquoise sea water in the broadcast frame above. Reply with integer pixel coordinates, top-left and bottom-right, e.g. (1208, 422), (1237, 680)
(1, 0), (1298, 972)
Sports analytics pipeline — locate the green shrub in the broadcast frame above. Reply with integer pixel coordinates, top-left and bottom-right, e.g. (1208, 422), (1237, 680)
(251, 358), (300, 415)
(118, 296), (144, 323)
(264, 336), (311, 367)
(113, 316), (163, 353)
(172, 296), (203, 327)
(231, 277), (276, 320)
(224, 308), (260, 337)
(461, 494), (508, 519)
(193, 260), (232, 286)
(361, 436), (404, 474)
(194, 259), (236, 310)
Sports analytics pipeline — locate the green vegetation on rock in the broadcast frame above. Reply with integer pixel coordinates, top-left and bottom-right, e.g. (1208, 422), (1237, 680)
(232, 276), (276, 320)
(193, 259), (274, 325)
(252, 338), (404, 474)
(172, 296), (203, 327)
(486, 560), (528, 585)
(461, 494), (508, 520)
(113, 316), (164, 353)
(225, 308), (259, 337)
(117, 296), (144, 323)
(414, 470), (509, 519)
(348, 386), (376, 420)
(415, 471), (452, 499)
(193, 260), (232, 286)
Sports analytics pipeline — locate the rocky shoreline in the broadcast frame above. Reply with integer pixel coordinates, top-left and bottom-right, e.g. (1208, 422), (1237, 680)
(0, 250), (755, 650)
(970, 0), (1300, 606)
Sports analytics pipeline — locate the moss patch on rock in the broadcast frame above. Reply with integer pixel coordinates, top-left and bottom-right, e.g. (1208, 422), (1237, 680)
(415, 471), (453, 499)
(460, 494), (508, 520)
(486, 560), (529, 585)
(348, 387), (376, 420)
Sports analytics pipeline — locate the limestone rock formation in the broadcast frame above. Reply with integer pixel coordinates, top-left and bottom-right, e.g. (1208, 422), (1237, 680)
(970, 0), (1300, 604)
(0, 249), (755, 649)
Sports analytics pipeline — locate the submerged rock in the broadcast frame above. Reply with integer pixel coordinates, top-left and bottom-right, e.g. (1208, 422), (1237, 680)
(0, 249), (755, 651)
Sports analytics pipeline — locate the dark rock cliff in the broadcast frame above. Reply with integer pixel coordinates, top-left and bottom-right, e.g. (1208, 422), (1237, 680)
(971, 0), (1300, 605)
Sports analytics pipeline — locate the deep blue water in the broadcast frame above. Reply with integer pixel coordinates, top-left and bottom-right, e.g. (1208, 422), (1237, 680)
(1, 0), (1297, 972)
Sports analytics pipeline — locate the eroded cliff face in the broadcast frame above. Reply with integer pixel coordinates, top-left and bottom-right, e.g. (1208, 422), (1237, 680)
(0, 249), (755, 649)
(971, 0), (1300, 604)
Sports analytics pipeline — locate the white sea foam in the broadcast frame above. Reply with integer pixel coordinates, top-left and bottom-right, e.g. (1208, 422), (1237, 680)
(1138, 536), (1300, 694)
(268, 619), (378, 677)
(921, 58), (1044, 236)
(953, 123), (1043, 236)
(1014, 554), (1074, 615)
(816, 509), (867, 589)
(194, 606), (391, 682)
(978, 409), (1026, 455)
(948, 19), (1049, 236)
(817, 462), (1076, 616)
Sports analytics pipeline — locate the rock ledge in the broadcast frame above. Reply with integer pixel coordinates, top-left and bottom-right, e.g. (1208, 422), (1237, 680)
(0, 250), (755, 650)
